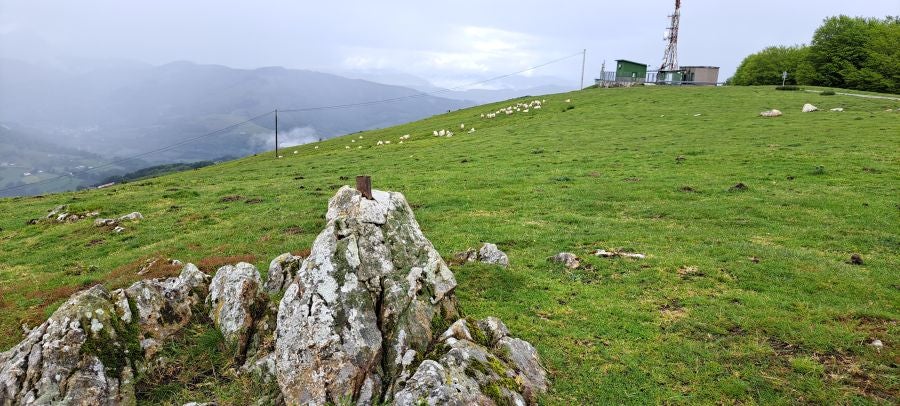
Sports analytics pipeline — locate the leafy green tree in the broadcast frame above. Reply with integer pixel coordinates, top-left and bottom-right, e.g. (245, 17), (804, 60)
(808, 15), (899, 93)
(730, 45), (814, 86)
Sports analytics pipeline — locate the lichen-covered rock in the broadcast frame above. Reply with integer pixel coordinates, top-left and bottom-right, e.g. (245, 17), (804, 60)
(396, 318), (547, 405)
(208, 262), (263, 356)
(0, 285), (139, 405)
(479, 243), (510, 268)
(549, 252), (580, 269)
(275, 186), (460, 405)
(263, 253), (303, 294)
(124, 263), (208, 358)
(453, 249), (478, 264)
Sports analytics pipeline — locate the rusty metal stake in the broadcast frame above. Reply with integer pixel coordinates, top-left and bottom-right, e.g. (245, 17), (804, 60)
(356, 176), (373, 200)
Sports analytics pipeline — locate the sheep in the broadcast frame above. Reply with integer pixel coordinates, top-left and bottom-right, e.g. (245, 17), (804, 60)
(564, 99), (571, 103)
(480, 113), (485, 118)
(345, 146), (350, 149)
(439, 129), (446, 136)
(351, 139), (355, 143)
(377, 140), (384, 146)
(468, 128), (476, 134)
(433, 130), (439, 136)
(460, 123), (465, 129)
(314, 146), (319, 149)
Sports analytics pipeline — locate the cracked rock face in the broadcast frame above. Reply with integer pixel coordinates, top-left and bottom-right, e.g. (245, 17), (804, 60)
(0, 285), (138, 405)
(124, 263), (209, 358)
(395, 318), (547, 406)
(208, 263), (263, 356)
(264, 253), (303, 294)
(275, 186), (460, 405)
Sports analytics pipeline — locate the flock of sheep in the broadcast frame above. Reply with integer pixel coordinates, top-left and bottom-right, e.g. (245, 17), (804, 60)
(295, 97), (568, 153)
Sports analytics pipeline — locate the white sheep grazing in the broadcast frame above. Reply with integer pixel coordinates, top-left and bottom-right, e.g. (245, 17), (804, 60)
(447, 131), (454, 137)
(359, 135), (363, 139)
(357, 146), (361, 149)
(564, 99), (571, 103)
(314, 146), (319, 149)
(523, 109), (529, 113)
(468, 128), (476, 134)
(385, 140), (391, 144)
(377, 140), (384, 146)
(433, 130), (439, 136)
(534, 105), (541, 110)
(460, 123), (465, 129)
(480, 113), (485, 118)
(439, 129), (446, 136)
(345, 146), (350, 149)
(351, 139), (355, 143)
(293, 150), (298, 154)
(399, 141), (404, 144)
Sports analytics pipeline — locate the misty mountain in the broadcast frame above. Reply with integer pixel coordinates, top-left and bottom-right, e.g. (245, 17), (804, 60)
(0, 58), (473, 163)
(337, 69), (576, 104)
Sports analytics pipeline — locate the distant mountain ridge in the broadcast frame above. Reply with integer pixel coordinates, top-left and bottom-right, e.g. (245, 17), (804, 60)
(0, 59), (476, 195)
(0, 58), (473, 161)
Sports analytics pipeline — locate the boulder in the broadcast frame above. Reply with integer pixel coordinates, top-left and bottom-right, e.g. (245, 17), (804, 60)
(94, 218), (118, 227)
(802, 103), (818, 112)
(275, 186), (460, 405)
(549, 252), (580, 269)
(395, 318), (547, 405)
(452, 248), (478, 264)
(207, 263), (263, 355)
(263, 253), (303, 294)
(830, 107), (844, 112)
(760, 109), (783, 117)
(124, 263), (208, 358)
(478, 243), (509, 268)
(118, 212), (144, 221)
(0, 285), (139, 405)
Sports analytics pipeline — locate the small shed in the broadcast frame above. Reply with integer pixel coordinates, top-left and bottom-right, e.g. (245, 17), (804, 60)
(681, 66), (720, 85)
(615, 60), (648, 83)
(658, 70), (684, 85)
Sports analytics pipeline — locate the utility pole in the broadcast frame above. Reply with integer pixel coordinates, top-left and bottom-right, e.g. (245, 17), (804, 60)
(580, 49), (586, 90)
(274, 109), (279, 158)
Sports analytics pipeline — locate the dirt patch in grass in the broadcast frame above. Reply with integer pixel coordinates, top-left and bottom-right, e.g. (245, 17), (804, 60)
(86, 238), (105, 247)
(244, 198), (263, 204)
(292, 248), (311, 258)
(219, 195), (244, 203)
(107, 254), (182, 288)
(197, 254), (257, 274)
(283, 226), (303, 235)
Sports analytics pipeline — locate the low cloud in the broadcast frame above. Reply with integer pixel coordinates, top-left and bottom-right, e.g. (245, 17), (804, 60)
(249, 126), (319, 150)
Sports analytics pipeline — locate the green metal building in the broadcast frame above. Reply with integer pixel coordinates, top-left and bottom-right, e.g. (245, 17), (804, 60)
(615, 60), (648, 83)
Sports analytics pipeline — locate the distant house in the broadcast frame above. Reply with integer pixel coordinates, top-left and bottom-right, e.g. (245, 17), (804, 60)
(615, 60), (649, 84)
(681, 66), (720, 85)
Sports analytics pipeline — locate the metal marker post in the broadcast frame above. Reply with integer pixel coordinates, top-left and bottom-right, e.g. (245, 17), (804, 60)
(782, 71), (788, 87)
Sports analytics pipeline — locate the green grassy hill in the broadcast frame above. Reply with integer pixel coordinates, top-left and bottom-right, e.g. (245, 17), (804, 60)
(1, 86), (897, 404)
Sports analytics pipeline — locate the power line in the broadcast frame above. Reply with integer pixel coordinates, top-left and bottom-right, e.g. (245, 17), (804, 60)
(279, 51), (584, 113)
(0, 111), (275, 195)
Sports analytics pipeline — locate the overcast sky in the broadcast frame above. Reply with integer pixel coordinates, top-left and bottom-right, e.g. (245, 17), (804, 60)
(1, 0), (897, 88)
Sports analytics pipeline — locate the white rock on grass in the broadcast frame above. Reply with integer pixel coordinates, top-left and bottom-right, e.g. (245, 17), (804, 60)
(478, 243), (509, 268)
(118, 212), (143, 221)
(550, 252), (580, 269)
(802, 103), (818, 112)
(760, 109), (783, 117)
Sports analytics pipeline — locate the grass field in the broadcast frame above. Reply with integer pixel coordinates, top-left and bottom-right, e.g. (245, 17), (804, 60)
(0, 86), (897, 404)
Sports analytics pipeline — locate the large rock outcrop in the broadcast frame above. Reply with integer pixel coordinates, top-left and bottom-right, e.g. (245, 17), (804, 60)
(0, 285), (139, 405)
(275, 186), (461, 404)
(274, 186), (547, 405)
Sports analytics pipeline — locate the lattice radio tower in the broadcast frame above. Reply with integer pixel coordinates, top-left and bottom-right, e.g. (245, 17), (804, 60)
(660, 0), (681, 71)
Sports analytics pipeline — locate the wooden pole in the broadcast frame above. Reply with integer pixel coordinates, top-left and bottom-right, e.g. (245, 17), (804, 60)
(356, 176), (373, 200)
(580, 49), (586, 90)
(274, 109), (279, 158)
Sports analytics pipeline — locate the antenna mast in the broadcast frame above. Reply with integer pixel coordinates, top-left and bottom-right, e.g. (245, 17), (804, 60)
(660, 0), (681, 71)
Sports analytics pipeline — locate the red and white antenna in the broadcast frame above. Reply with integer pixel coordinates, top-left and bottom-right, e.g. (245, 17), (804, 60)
(660, 0), (681, 71)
